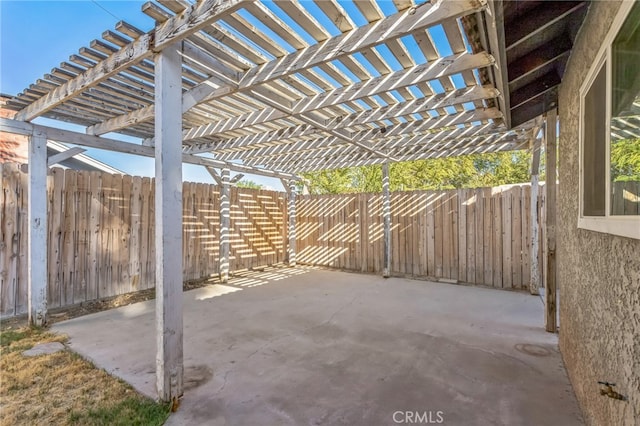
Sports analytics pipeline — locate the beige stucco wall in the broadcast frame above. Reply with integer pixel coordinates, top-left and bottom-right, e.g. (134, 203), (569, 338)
(557, 1), (640, 425)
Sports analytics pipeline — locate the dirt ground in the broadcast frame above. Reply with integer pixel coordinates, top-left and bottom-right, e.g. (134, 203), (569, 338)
(1, 278), (213, 330)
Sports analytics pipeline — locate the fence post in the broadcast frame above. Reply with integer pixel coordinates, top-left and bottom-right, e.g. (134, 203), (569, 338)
(285, 180), (297, 266)
(28, 131), (48, 326)
(219, 168), (230, 282)
(154, 41), (183, 402)
(529, 131), (542, 295)
(382, 163), (391, 278)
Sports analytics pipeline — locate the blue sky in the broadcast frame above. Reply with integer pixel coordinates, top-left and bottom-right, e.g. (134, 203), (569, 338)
(1, 0), (468, 189)
(1, 0), (288, 188)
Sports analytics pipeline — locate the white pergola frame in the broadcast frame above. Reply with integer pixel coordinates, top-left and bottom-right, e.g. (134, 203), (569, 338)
(0, 0), (544, 402)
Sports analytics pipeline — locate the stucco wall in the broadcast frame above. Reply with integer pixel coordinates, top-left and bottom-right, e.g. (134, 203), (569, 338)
(557, 1), (640, 425)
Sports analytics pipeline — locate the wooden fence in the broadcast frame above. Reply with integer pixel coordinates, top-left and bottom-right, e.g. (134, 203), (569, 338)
(296, 184), (546, 290)
(2, 161), (552, 318)
(611, 181), (640, 215)
(0, 164), (287, 317)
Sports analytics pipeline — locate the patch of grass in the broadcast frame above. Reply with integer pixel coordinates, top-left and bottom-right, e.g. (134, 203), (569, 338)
(0, 328), (31, 346)
(0, 327), (170, 426)
(69, 397), (170, 425)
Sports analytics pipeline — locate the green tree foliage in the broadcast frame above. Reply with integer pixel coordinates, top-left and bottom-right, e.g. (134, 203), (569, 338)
(302, 150), (540, 194)
(302, 169), (353, 194)
(471, 151), (535, 187)
(235, 179), (264, 189)
(610, 138), (640, 182)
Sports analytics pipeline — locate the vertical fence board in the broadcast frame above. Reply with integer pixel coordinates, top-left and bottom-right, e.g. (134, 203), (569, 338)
(74, 171), (88, 304)
(458, 189), (467, 283)
(492, 190), (503, 288)
(511, 186), (523, 288)
(1, 164), (17, 316)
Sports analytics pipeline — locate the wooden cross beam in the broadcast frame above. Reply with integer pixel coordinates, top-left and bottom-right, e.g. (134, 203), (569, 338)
(242, 127), (524, 167)
(248, 86), (397, 161)
(47, 147), (87, 166)
(0, 117), (301, 180)
(209, 107), (505, 163)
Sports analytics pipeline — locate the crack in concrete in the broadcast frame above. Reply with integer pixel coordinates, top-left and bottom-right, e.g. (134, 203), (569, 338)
(305, 293), (361, 334)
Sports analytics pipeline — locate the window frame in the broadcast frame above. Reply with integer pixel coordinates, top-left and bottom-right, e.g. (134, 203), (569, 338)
(578, 0), (640, 239)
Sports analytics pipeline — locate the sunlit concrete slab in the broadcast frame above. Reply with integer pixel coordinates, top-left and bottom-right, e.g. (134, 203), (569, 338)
(53, 268), (583, 425)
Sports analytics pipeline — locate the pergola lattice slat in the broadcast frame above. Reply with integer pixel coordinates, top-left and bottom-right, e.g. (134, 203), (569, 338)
(81, 0), (486, 137)
(15, 0), (247, 122)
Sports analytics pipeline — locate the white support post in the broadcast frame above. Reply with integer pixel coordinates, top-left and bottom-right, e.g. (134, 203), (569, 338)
(529, 134), (542, 295)
(382, 163), (392, 278)
(545, 110), (558, 333)
(28, 131), (48, 326)
(287, 180), (297, 266)
(155, 42), (183, 402)
(219, 168), (230, 283)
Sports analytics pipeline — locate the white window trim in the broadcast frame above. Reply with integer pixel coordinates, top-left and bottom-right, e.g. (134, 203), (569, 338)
(578, 0), (640, 240)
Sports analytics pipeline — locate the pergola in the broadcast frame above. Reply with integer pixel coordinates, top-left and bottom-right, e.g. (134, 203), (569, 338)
(1, 0), (556, 402)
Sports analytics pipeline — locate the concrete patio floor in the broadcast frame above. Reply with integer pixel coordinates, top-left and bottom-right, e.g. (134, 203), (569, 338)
(53, 267), (583, 425)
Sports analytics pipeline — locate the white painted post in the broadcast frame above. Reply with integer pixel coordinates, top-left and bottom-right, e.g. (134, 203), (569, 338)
(154, 41), (183, 402)
(382, 163), (391, 278)
(28, 131), (48, 326)
(287, 181), (297, 266)
(529, 135), (542, 295)
(545, 110), (558, 333)
(219, 168), (230, 282)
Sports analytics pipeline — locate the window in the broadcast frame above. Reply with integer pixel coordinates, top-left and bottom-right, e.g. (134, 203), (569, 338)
(579, 1), (640, 239)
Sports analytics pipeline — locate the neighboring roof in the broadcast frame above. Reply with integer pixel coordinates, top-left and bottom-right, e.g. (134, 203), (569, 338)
(46, 140), (123, 174)
(2, 0), (540, 175)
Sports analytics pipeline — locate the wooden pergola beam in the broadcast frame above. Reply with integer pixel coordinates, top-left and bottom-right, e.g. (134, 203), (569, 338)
(185, 86), (499, 155)
(47, 147), (86, 167)
(249, 86), (397, 161)
(205, 166), (223, 185)
(15, 0), (246, 122)
(183, 52), (495, 142)
(485, 0), (511, 128)
(0, 117), (301, 180)
(245, 126), (527, 168)
(272, 139), (529, 173)
(84, 0), (486, 136)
